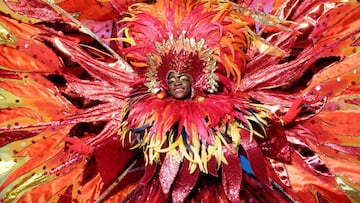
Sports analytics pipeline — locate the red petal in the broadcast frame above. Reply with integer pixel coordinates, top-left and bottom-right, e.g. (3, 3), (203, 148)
(172, 160), (200, 203)
(256, 120), (291, 163)
(93, 135), (139, 187)
(159, 153), (181, 194)
(141, 163), (157, 185)
(241, 131), (269, 185)
(58, 185), (73, 203)
(207, 157), (218, 177)
(222, 146), (242, 203)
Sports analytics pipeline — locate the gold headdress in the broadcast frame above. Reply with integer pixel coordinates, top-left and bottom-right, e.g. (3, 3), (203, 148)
(120, 0), (250, 95)
(145, 31), (219, 95)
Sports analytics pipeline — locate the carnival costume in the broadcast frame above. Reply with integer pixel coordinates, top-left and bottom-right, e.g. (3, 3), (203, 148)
(0, 0), (360, 202)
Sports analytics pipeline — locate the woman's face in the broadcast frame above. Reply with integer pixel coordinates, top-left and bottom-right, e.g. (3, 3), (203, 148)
(167, 71), (192, 100)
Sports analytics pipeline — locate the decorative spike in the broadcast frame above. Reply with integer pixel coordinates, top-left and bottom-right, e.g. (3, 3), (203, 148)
(293, 143), (334, 177)
(269, 158), (290, 187)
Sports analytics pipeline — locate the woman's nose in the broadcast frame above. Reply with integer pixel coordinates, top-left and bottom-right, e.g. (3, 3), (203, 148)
(173, 78), (182, 85)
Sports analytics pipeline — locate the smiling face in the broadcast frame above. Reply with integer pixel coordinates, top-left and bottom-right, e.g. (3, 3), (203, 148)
(167, 71), (192, 100)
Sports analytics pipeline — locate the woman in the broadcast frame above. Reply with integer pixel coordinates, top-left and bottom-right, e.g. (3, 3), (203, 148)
(65, 34), (304, 202)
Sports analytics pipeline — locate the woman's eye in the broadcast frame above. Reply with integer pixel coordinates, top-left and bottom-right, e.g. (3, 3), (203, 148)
(180, 76), (189, 82)
(167, 78), (176, 84)
(167, 75), (189, 84)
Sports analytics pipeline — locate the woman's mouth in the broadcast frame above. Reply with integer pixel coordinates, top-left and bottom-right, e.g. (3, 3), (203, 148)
(174, 87), (184, 92)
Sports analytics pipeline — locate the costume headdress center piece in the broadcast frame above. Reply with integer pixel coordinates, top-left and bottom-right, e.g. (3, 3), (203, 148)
(145, 31), (219, 95)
